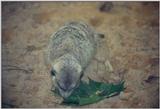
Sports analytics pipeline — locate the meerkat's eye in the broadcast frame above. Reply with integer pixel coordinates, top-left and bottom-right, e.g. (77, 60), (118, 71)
(50, 69), (57, 76)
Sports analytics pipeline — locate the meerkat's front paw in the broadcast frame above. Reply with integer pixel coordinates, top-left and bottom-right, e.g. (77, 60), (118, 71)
(51, 76), (56, 91)
(81, 75), (89, 84)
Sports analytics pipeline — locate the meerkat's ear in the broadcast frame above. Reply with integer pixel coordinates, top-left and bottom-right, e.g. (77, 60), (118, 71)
(53, 61), (63, 73)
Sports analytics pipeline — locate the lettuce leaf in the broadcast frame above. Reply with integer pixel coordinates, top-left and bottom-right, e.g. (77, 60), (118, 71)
(52, 79), (125, 106)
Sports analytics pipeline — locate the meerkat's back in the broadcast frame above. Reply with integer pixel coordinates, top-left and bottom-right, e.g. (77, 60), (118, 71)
(48, 22), (96, 69)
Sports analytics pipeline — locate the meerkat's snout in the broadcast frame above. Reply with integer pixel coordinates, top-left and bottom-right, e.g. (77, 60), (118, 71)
(53, 59), (82, 98)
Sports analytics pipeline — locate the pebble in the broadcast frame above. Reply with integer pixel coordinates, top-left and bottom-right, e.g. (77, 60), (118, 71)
(119, 92), (132, 100)
(99, 2), (113, 12)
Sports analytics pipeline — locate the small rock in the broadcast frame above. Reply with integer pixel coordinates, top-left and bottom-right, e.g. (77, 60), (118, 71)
(144, 75), (159, 83)
(99, 2), (113, 12)
(99, 34), (105, 39)
(119, 92), (132, 100)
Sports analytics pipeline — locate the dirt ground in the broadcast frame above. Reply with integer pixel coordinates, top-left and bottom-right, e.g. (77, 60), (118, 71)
(2, 2), (159, 108)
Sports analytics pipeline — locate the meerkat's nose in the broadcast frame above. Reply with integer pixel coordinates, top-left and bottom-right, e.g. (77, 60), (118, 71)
(58, 81), (71, 91)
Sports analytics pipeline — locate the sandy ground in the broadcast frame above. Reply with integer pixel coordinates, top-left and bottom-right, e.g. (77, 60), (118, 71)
(2, 2), (159, 108)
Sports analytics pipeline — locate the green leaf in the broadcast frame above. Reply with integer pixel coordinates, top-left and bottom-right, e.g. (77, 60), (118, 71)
(52, 79), (125, 106)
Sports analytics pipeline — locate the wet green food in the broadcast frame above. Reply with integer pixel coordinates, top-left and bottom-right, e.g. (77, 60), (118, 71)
(52, 78), (125, 106)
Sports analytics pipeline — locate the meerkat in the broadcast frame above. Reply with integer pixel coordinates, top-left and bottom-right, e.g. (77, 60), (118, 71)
(47, 22), (102, 98)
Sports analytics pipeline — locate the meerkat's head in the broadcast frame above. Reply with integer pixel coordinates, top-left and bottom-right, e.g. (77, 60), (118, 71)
(52, 60), (82, 98)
